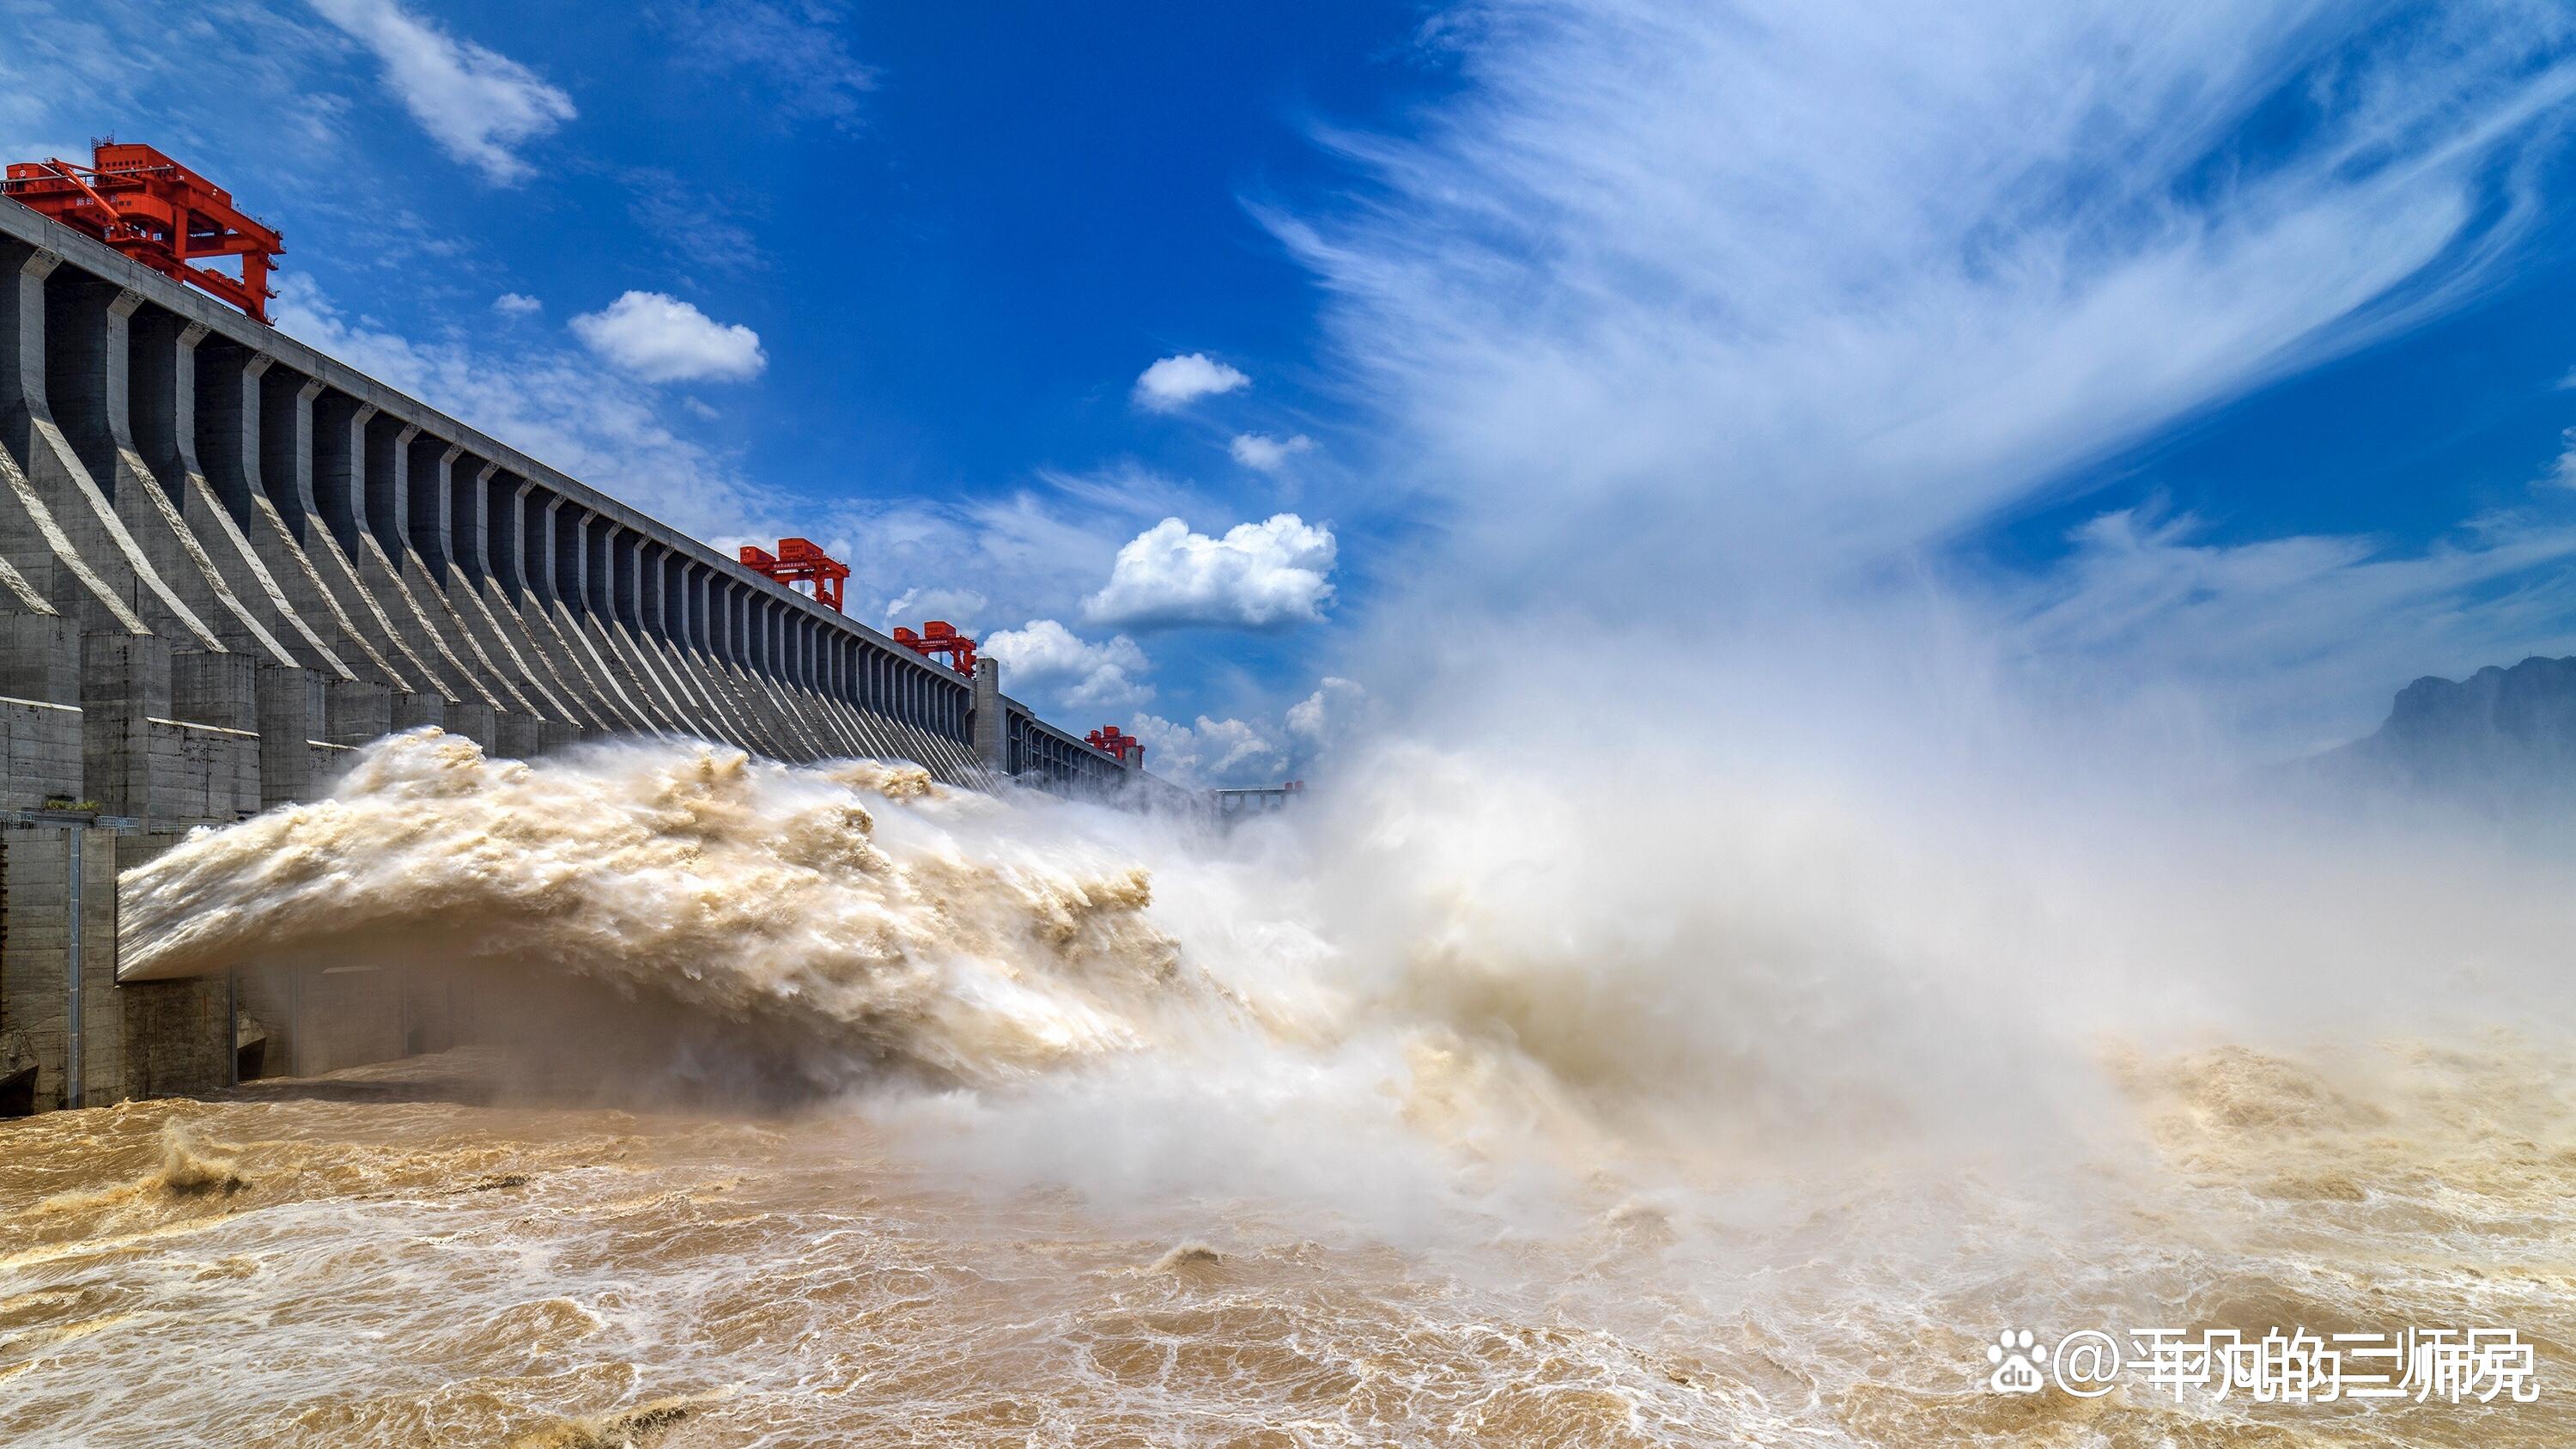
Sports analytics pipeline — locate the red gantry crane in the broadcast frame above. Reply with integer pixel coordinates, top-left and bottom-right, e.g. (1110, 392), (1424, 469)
(1085, 726), (1144, 764)
(1, 142), (284, 323)
(738, 537), (852, 612)
(892, 620), (978, 675)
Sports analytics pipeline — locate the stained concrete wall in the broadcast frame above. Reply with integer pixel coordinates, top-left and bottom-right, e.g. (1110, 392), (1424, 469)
(0, 697), (80, 807)
(0, 209), (1059, 790)
(0, 197), (1162, 1117)
(0, 824), (119, 1113)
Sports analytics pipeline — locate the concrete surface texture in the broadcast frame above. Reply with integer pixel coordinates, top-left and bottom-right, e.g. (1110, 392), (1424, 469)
(0, 198), (1166, 1117)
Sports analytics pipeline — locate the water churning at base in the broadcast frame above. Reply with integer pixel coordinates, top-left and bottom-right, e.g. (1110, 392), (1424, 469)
(120, 730), (1221, 1087)
(34, 728), (2576, 1445)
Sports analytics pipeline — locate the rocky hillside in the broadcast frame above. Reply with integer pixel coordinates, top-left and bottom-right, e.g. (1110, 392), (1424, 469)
(2324, 654), (2576, 800)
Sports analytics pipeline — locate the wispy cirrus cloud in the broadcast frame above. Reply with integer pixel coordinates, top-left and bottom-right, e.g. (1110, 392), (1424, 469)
(2001, 504), (2576, 750)
(654, 0), (878, 127)
(1281, 0), (2576, 742)
(623, 168), (769, 275)
(0, 0), (361, 196)
(307, 0), (575, 184)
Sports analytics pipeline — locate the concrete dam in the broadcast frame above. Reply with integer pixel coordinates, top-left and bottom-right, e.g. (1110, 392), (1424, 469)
(0, 170), (1173, 1117)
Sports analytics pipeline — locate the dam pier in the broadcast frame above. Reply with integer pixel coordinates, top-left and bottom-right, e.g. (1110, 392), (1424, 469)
(0, 150), (1177, 1117)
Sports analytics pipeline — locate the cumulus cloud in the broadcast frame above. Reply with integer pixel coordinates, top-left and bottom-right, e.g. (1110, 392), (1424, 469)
(273, 274), (769, 539)
(793, 490), (1137, 680)
(308, 0), (575, 185)
(493, 292), (543, 316)
(1132, 713), (1289, 788)
(1082, 514), (1337, 629)
(1133, 353), (1249, 412)
(1286, 676), (1365, 745)
(570, 291), (768, 384)
(1230, 432), (1315, 472)
(983, 620), (1154, 710)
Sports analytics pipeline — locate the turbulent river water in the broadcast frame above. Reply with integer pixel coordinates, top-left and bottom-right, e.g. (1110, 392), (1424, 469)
(3, 730), (2570, 1446)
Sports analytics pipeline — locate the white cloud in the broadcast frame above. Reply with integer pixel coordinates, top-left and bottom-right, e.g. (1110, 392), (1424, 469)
(983, 620), (1154, 711)
(625, 167), (768, 274)
(569, 291), (768, 384)
(825, 490), (1130, 644)
(2002, 504), (2576, 753)
(0, 1), (355, 191)
(273, 274), (769, 539)
(1132, 713), (1289, 788)
(655, 0), (877, 125)
(1286, 676), (1365, 745)
(2549, 426), (2576, 489)
(1274, 0), (2576, 737)
(307, 0), (575, 185)
(493, 292), (543, 316)
(1, 137), (88, 168)
(1133, 353), (1249, 412)
(881, 586), (989, 636)
(1082, 514), (1337, 629)
(1036, 460), (1206, 521)
(1230, 432), (1315, 472)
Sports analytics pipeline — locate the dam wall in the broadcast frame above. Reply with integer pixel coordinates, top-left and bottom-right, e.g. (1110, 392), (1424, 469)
(0, 198), (1168, 1114)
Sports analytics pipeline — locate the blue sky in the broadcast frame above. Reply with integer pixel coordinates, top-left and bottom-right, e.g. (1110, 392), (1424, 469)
(8, 2), (2576, 782)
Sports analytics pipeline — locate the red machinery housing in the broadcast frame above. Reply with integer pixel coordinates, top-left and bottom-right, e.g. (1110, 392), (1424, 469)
(893, 620), (978, 674)
(1086, 726), (1144, 764)
(738, 537), (850, 612)
(2, 143), (283, 323)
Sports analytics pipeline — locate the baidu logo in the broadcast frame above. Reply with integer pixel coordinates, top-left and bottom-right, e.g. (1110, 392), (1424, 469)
(1987, 1330), (2045, 1394)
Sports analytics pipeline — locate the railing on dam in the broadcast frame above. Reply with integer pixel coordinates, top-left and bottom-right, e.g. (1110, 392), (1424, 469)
(0, 195), (1149, 811)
